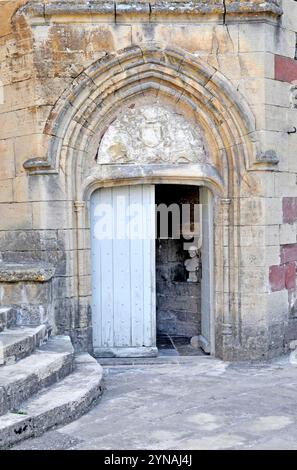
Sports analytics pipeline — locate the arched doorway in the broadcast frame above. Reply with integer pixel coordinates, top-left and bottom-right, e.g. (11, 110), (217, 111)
(33, 45), (258, 360)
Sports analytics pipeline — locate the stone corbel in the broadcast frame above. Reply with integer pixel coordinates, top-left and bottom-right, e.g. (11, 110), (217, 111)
(23, 157), (58, 175)
(255, 150), (280, 166)
(0, 262), (55, 283)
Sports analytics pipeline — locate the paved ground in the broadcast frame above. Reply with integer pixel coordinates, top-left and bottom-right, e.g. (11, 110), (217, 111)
(13, 353), (297, 450)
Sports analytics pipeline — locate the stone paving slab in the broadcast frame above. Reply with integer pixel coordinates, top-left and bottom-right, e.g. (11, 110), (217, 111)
(13, 354), (297, 450)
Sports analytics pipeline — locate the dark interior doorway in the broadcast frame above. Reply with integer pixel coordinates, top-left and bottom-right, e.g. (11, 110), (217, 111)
(155, 185), (204, 356)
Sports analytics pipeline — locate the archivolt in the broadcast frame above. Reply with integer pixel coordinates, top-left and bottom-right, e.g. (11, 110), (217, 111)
(36, 44), (258, 197)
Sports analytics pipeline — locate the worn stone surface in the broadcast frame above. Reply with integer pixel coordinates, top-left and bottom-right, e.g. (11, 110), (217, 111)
(0, 325), (48, 365)
(98, 104), (208, 165)
(0, 335), (74, 415)
(12, 354), (297, 450)
(0, 308), (17, 332)
(0, 0), (297, 363)
(0, 263), (55, 283)
(0, 353), (104, 449)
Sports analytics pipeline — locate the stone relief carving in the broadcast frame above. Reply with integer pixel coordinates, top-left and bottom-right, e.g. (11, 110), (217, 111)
(97, 105), (208, 165)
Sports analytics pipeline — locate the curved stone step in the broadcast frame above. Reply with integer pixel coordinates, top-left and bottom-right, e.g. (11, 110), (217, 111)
(0, 325), (48, 366)
(0, 336), (74, 416)
(0, 308), (17, 333)
(0, 354), (104, 449)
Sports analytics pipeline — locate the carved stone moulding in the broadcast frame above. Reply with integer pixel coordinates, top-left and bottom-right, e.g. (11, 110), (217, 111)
(22, 44), (259, 178)
(17, 0), (283, 25)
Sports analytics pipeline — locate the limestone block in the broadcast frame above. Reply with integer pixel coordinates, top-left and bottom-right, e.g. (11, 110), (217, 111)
(13, 174), (67, 203)
(0, 106), (51, 140)
(51, 276), (76, 299)
(45, 23), (132, 60)
(0, 80), (36, 114)
(264, 198), (283, 225)
(275, 173), (297, 199)
(0, 179), (13, 203)
(34, 77), (73, 107)
(265, 23), (296, 58)
(57, 229), (75, 251)
(0, 139), (15, 180)
(239, 172), (275, 198)
(9, 53), (34, 84)
(78, 275), (92, 297)
(237, 78), (265, 106)
(14, 134), (52, 176)
(78, 250), (91, 278)
(264, 225), (280, 246)
(0, 262), (55, 283)
(239, 245), (280, 268)
(265, 245), (282, 267)
(267, 290), (289, 323)
(132, 24), (239, 55)
(239, 225), (280, 247)
(74, 304), (92, 330)
(0, 230), (44, 253)
(32, 201), (74, 230)
(281, 0), (297, 32)
(215, 54), (242, 82)
(0, 282), (51, 305)
(238, 198), (265, 226)
(240, 293), (267, 324)
(239, 23), (266, 53)
(238, 52), (267, 79)
(252, 104), (289, 132)
(0, 202), (32, 230)
(239, 267), (269, 294)
(238, 198), (282, 226)
(265, 79), (291, 108)
(265, 51), (276, 80)
(76, 228), (91, 250)
(288, 134), (297, 172)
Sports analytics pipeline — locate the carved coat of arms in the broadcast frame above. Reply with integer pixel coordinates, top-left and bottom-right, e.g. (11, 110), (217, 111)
(140, 122), (163, 148)
(97, 104), (207, 165)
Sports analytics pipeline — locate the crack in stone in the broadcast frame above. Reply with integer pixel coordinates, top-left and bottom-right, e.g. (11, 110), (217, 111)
(223, 0), (227, 24)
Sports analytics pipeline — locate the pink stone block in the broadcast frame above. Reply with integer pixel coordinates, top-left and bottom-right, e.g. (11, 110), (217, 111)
(269, 265), (285, 292)
(285, 262), (296, 290)
(275, 55), (297, 83)
(281, 244), (297, 264)
(283, 198), (297, 224)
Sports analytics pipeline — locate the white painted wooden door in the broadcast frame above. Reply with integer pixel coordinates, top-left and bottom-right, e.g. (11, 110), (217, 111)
(91, 185), (157, 357)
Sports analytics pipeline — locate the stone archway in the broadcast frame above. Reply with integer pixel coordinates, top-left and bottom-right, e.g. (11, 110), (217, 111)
(88, 100), (217, 357)
(24, 44), (259, 360)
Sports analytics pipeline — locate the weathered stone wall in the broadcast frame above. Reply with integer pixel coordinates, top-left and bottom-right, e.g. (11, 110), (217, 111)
(0, 0), (297, 360)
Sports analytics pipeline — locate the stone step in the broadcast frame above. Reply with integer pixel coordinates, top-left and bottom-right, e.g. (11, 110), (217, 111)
(0, 308), (17, 333)
(0, 336), (74, 416)
(0, 354), (104, 449)
(0, 325), (48, 366)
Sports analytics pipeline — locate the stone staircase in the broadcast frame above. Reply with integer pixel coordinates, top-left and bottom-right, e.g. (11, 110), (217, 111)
(0, 308), (104, 449)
